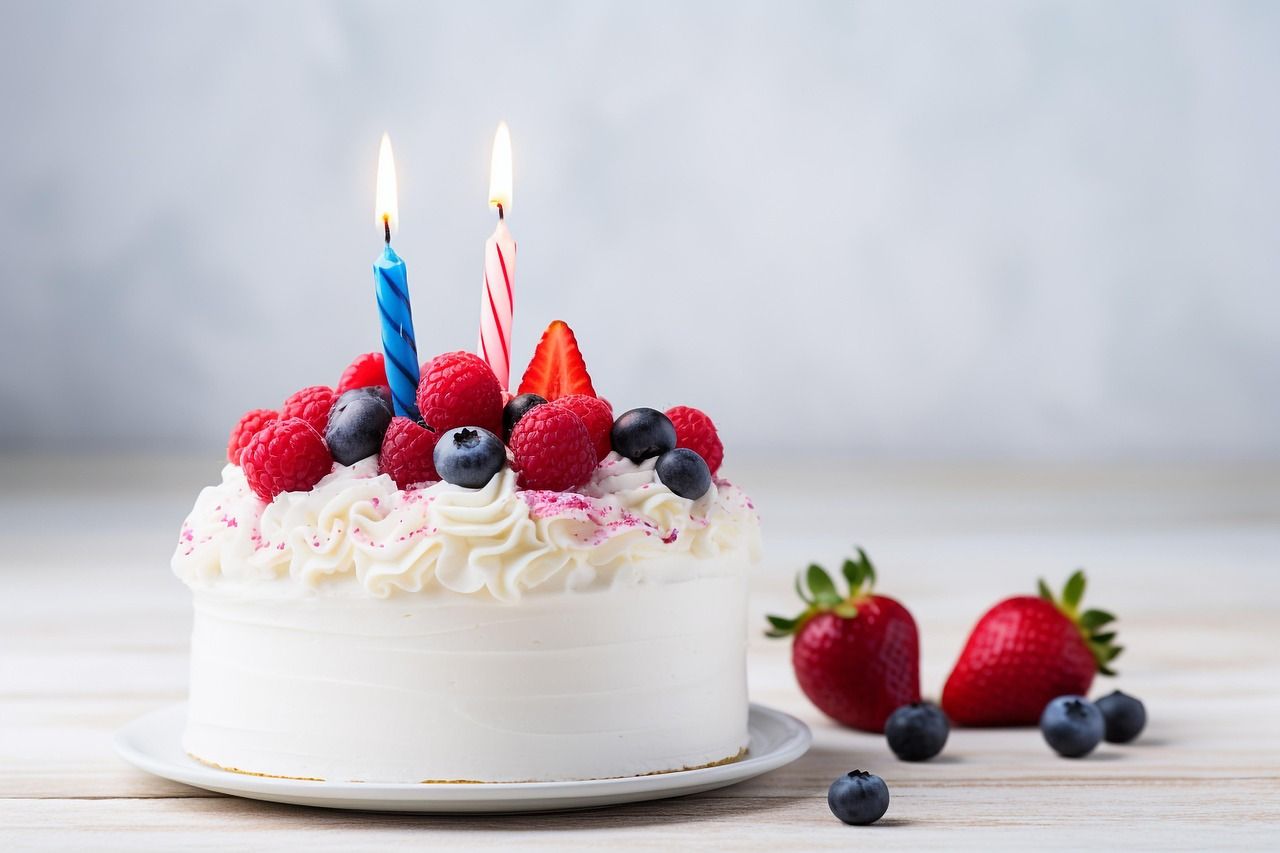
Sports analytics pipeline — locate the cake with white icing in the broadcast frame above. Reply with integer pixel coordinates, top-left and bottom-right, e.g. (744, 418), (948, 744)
(172, 321), (760, 783)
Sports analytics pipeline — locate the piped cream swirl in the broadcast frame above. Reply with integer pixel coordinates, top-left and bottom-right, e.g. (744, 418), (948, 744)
(173, 453), (759, 600)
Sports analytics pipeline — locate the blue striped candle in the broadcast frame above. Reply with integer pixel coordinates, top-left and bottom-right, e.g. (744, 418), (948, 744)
(374, 242), (420, 420)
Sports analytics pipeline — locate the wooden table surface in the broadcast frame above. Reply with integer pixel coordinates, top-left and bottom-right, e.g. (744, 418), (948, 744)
(3, 455), (1279, 850)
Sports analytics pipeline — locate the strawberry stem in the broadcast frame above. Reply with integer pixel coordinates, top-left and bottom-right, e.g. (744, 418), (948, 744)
(765, 549), (878, 638)
(1038, 570), (1123, 676)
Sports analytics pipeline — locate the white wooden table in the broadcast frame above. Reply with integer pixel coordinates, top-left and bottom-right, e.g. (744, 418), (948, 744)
(3, 455), (1278, 850)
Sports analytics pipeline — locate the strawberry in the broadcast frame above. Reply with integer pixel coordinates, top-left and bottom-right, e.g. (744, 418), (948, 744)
(941, 571), (1121, 727)
(766, 551), (920, 733)
(517, 320), (597, 401)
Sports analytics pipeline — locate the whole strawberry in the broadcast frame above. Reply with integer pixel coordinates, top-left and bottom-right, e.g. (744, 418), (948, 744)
(416, 351), (503, 436)
(766, 550), (920, 733)
(942, 571), (1121, 727)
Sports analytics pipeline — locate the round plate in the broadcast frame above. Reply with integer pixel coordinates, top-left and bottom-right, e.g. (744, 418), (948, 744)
(114, 703), (810, 813)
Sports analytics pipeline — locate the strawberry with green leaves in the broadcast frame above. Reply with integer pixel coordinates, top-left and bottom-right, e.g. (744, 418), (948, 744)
(766, 551), (921, 733)
(942, 570), (1121, 726)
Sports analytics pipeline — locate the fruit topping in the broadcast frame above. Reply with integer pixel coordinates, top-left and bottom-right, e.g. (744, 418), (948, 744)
(433, 427), (506, 489)
(1095, 690), (1147, 743)
(665, 405), (724, 474)
(517, 320), (596, 400)
(655, 447), (711, 500)
(416, 351), (503, 436)
(553, 394), (614, 461)
(336, 352), (389, 395)
(227, 408), (278, 464)
(884, 701), (950, 762)
(280, 385), (337, 436)
(1040, 695), (1105, 758)
(502, 393), (547, 442)
(241, 417), (333, 501)
(325, 388), (393, 465)
(766, 550), (921, 733)
(942, 571), (1121, 727)
(827, 770), (890, 826)
(510, 405), (597, 491)
(378, 416), (440, 488)
(610, 407), (676, 463)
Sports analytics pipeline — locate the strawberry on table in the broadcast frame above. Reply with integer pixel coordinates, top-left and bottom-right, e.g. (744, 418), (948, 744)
(942, 570), (1121, 727)
(517, 320), (596, 401)
(766, 550), (920, 733)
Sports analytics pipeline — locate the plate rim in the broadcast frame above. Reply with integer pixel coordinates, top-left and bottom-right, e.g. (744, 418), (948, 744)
(113, 701), (811, 811)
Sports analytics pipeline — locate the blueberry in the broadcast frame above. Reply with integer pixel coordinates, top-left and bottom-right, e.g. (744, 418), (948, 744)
(827, 770), (890, 825)
(503, 393), (547, 441)
(433, 427), (506, 488)
(611, 407), (676, 463)
(1040, 695), (1105, 758)
(885, 701), (950, 762)
(1095, 690), (1146, 743)
(654, 448), (711, 500)
(325, 388), (393, 465)
(357, 384), (393, 409)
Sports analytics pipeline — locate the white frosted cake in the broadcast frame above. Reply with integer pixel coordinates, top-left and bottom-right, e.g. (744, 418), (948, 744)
(171, 323), (760, 783)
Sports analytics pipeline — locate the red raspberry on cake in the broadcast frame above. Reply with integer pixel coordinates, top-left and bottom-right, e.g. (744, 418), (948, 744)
(510, 405), (597, 491)
(336, 352), (388, 394)
(379, 417), (440, 489)
(241, 417), (333, 501)
(416, 351), (503, 435)
(666, 406), (724, 474)
(226, 408), (279, 464)
(552, 394), (613, 462)
(280, 385), (337, 436)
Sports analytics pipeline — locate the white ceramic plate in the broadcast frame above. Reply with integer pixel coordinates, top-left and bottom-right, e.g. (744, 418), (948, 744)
(114, 703), (810, 813)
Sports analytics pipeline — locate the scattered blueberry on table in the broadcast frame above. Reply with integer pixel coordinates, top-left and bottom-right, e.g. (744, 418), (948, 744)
(1040, 695), (1105, 758)
(434, 427), (507, 488)
(827, 770), (890, 825)
(885, 701), (950, 762)
(1095, 690), (1147, 743)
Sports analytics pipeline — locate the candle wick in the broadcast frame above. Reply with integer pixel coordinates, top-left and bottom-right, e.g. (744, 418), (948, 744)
(496, 203), (504, 221)
(383, 216), (391, 245)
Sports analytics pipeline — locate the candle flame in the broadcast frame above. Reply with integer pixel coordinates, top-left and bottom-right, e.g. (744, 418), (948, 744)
(488, 121), (512, 212)
(375, 133), (399, 235)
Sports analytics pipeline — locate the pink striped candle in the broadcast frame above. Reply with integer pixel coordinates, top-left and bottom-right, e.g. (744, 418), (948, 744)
(479, 122), (516, 390)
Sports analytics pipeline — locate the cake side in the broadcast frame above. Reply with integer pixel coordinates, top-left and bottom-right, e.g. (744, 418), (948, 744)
(182, 557), (750, 783)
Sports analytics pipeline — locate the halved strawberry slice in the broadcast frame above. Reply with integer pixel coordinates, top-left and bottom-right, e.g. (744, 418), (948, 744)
(517, 320), (597, 400)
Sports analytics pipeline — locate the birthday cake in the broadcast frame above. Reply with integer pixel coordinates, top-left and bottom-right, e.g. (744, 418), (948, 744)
(171, 321), (761, 783)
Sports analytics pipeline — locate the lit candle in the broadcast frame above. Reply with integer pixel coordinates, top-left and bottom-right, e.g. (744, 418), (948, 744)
(373, 133), (421, 420)
(478, 121), (516, 390)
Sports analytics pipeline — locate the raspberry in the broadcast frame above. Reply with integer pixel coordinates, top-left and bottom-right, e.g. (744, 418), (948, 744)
(379, 417), (440, 489)
(336, 352), (388, 395)
(226, 408), (279, 464)
(665, 406), (724, 474)
(241, 418), (333, 501)
(510, 405), (597, 491)
(416, 351), (503, 436)
(280, 385), (337, 435)
(552, 394), (614, 462)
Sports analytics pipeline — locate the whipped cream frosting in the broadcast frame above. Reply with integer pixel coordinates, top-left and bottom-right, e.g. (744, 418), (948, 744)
(173, 453), (759, 600)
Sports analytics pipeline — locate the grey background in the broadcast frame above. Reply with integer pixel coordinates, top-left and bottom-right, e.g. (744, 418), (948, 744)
(2, 0), (1277, 460)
